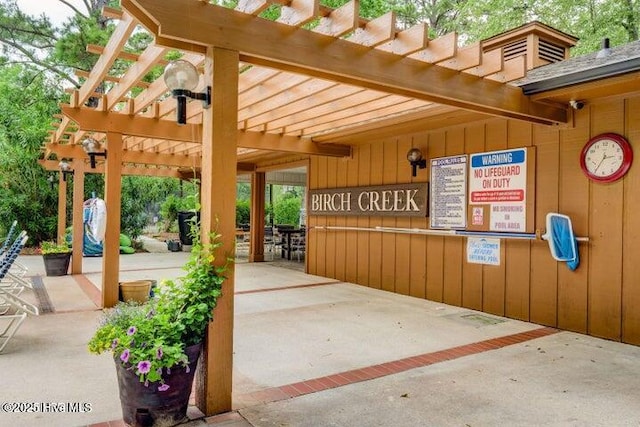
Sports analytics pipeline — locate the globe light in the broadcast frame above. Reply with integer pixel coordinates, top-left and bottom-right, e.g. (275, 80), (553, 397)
(162, 60), (210, 125)
(163, 60), (200, 91)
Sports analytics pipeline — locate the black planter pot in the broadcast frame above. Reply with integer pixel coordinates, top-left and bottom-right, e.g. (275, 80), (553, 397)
(177, 211), (200, 246)
(115, 343), (202, 427)
(43, 252), (71, 276)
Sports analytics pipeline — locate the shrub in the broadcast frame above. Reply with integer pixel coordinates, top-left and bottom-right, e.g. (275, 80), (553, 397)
(236, 200), (250, 226)
(274, 197), (301, 225)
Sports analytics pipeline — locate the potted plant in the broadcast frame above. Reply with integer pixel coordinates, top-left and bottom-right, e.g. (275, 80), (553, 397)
(88, 229), (230, 427)
(40, 241), (72, 276)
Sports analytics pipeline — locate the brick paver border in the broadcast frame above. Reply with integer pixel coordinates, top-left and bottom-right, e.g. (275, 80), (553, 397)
(233, 327), (560, 408)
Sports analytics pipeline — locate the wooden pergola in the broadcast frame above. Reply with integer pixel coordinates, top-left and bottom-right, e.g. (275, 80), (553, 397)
(39, 0), (572, 415)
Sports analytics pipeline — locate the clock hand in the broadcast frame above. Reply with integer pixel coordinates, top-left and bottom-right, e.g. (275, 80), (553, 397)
(594, 153), (606, 173)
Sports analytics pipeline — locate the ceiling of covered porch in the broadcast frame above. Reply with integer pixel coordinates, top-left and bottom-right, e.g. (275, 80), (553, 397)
(40, 0), (574, 179)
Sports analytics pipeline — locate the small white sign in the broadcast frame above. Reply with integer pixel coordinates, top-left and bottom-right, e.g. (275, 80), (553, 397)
(466, 237), (501, 266)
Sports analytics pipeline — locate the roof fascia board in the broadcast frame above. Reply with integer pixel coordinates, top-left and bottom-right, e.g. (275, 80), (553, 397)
(521, 57), (640, 95)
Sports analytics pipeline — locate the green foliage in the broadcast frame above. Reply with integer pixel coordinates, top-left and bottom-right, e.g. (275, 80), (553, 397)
(159, 181), (200, 232)
(236, 182), (250, 201)
(40, 240), (70, 254)
(386, 0), (463, 34)
(89, 230), (230, 385)
(119, 176), (183, 239)
(120, 195), (146, 241)
(236, 200), (250, 226)
(159, 195), (182, 232)
(0, 65), (62, 244)
(274, 196), (302, 225)
(457, 0), (640, 55)
(88, 301), (188, 385)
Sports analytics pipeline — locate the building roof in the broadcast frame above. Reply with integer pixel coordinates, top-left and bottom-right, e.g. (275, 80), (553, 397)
(517, 39), (640, 94)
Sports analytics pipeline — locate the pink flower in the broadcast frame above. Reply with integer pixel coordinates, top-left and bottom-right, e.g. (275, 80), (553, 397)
(120, 349), (130, 363)
(137, 360), (151, 374)
(158, 384), (170, 392)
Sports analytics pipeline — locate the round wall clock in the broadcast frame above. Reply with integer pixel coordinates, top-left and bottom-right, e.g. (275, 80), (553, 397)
(580, 133), (633, 183)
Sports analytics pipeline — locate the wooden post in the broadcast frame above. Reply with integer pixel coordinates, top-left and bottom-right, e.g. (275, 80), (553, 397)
(249, 171), (266, 262)
(101, 132), (123, 308)
(71, 159), (85, 274)
(56, 172), (67, 244)
(196, 46), (239, 415)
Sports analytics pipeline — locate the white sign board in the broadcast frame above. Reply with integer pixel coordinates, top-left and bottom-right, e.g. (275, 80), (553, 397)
(430, 155), (467, 229)
(468, 148), (527, 232)
(466, 237), (501, 265)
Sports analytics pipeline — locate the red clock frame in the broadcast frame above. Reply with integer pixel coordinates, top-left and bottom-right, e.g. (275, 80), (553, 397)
(579, 133), (633, 183)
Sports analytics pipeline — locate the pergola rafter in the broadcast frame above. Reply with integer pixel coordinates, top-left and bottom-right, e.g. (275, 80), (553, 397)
(44, 0), (567, 177)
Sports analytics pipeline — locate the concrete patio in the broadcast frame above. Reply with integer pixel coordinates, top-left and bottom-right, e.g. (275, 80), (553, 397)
(1, 252), (639, 427)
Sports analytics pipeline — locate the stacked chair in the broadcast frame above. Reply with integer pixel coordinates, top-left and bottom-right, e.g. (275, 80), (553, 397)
(0, 223), (39, 353)
(290, 231), (306, 262)
(0, 221), (28, 279)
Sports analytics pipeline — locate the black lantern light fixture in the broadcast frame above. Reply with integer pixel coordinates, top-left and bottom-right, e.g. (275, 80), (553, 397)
(407, 148), (427, 177)
(82, 137), (107, 169)
(163, 60), (211, 125)
(59, 160), (73, 181)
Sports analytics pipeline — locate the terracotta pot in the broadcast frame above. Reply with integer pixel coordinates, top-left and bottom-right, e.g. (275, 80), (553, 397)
(119, 280), (152, 304)
(115, 343), (201, 427)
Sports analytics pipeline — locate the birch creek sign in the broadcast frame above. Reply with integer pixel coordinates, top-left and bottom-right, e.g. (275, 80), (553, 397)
(468, 148), (528, 232)
(309, 183), (428, 217)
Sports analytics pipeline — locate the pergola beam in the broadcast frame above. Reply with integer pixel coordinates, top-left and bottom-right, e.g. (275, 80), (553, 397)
(39, 160), (182, 178)
(60, 106), (351, 157)
(122, 0), (567, 125)
(45, 143), (200, 168)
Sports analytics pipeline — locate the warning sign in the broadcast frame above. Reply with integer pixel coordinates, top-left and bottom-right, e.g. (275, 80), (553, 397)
(469, 149), (527, 232)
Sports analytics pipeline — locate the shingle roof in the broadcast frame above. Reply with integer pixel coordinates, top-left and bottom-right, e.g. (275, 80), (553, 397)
(515, 39), (640, 91)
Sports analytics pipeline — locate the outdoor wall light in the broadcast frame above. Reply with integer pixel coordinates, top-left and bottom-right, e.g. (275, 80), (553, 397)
(407, 148), (427, 177)
(82, 137), (107, 169)
(163, 60), (211, 125)
(59, 160), (73, 181)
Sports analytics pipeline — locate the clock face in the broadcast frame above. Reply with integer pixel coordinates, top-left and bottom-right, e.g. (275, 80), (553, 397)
(580, 133), (633, 183)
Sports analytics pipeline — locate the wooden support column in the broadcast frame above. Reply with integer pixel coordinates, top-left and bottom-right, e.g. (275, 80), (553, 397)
(101, 132), (123, 308)
(71, 160), (85, 274)
(196, 47), (239, 415)
(249, 171), (266, 262)
(56, 172), (67, 244)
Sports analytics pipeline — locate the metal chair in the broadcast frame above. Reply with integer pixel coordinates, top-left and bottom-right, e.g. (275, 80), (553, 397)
(0, 235), (38, 353)
(290, 232), (306, 262)
(0, 232), (33, 297)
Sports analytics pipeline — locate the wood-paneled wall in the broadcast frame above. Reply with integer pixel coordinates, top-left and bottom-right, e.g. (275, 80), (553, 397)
(307, 94), (640, 345)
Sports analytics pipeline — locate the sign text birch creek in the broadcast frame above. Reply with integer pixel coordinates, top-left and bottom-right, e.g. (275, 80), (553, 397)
(309, 183), (429, 217)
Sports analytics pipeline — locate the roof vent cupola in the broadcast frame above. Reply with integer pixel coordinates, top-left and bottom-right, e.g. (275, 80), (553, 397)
(481, 21), (578, 71)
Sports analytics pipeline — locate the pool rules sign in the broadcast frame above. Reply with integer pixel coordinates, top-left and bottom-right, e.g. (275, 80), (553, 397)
(467, 148), (534, 233)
